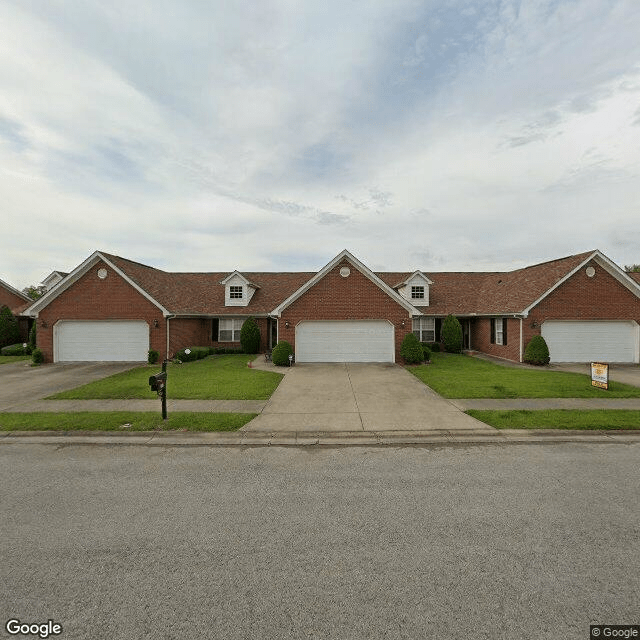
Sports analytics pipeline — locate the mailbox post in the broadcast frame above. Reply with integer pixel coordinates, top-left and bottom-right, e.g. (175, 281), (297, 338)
(149, 359), (169, 420)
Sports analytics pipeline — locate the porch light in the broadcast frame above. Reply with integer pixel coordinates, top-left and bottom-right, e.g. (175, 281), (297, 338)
(40, 320), (47, 328)
(154, 319), (159, 328)
(285, 321), (290, 328)
(530, 321), (539, 328)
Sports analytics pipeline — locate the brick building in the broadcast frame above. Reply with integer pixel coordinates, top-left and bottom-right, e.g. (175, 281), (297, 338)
(22, 249), (640, 364)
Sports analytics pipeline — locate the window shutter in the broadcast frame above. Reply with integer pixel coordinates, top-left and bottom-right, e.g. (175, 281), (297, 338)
(435, 318), (442, 342)
(503, 318), (507, 346)
(211, 319), (219, 341)
(490, 319), (495, 344)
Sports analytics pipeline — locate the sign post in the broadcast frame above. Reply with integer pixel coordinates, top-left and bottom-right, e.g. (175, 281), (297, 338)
(591, 362), (609, 390)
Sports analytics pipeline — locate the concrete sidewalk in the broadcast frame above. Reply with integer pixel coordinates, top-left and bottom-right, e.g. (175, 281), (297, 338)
(1, 429), (639, 446)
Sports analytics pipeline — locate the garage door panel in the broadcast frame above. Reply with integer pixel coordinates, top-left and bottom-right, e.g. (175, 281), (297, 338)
(56, 321), (149, 362)
(296, 321), (394, 363)
(541, 321), (638, 363)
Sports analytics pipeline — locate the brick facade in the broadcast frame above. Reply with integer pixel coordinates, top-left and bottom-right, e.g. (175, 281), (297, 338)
(470, 317), (521, 362)
(169, 316), (269, 356)
(278, 260), (412, 361)
(37, 260), (166, 363)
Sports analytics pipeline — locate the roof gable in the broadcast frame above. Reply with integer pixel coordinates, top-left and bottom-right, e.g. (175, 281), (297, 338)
(0, 277), (31, 303)
(23, 251), (170, 317)
(271, 249), (422, 316)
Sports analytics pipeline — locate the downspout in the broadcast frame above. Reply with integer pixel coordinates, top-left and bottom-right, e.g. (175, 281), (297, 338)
(166, 315), (175, 359)
(519, 318), (523, 363)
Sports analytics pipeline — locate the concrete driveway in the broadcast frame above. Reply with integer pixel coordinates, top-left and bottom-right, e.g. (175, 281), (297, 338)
(244, 363), (485, 431)
(0, 361), (140, 411)
(549, 362), (640, 388)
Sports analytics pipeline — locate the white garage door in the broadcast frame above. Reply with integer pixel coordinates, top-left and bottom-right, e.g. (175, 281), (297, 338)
(295, 320), (394, 363)
(541, 321), (639, 363)
(55, 321), (149, 362)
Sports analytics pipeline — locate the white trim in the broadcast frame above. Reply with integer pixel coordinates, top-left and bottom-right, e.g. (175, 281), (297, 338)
(22, 252), (170, 317)
(522, 250), (640, 317)
(271, 249), (422, 317)
(519, 318), (523, 363)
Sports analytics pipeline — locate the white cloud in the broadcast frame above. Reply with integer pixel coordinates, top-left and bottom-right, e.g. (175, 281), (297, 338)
(1, 0), (640, 288)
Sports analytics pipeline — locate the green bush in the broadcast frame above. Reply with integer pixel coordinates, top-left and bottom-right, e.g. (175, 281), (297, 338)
(442, 315), (462, 353)
(0, 306), (20, 349)
(427, 342), (441, 352)
(148, 349), (159, 364)
(421, 343), (432, 361)
(271, 340), (293, 366)
(32, 348), (44, 364)
(523, 335), (550, 365)
(213, 347), (243, 355)
(1, 343), (28, 356)
(401, 333), (425, 364)
(240, 317), (261, 354)
(175, 346), (211, 362)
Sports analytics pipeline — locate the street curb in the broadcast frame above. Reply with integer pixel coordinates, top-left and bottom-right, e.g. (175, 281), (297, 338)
(1, 429), (639, 446)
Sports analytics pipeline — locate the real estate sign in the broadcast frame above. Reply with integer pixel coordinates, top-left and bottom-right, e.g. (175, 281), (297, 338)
(591, 362), (609, 390)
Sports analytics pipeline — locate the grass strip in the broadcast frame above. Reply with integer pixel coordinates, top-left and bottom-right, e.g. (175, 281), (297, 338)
(466, 409), (640, 430)
(49, 355), (283, 400)
(0, 356), (31, 365)
(0, 412), (256, 432)
(410, 353), (640, 399)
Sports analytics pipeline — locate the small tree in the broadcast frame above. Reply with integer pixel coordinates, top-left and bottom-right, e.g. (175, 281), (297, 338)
(23, 285), (47, 300)
(400, 332), (425, 364)
(240, 316), (261, 354)
(624, 264), (640, 272)
(441, 314), (462, 353)
(523, 335), (550, 365)
(0, 306), (21, 349)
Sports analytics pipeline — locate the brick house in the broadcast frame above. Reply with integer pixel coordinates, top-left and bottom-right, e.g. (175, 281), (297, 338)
(22, 249), (640, 364)
(0, 278), (32, 341)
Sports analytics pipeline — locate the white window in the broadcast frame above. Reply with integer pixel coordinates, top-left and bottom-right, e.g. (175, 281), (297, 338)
(495, 318), (504, 345)
(219, 318), (243, 342)
(411, 286), (425, 300)
(229, 285), (243, 299)
(412, 317), (435, 342)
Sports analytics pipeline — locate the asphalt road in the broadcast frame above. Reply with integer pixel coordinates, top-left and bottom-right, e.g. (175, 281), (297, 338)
(1, 442), (638, 640)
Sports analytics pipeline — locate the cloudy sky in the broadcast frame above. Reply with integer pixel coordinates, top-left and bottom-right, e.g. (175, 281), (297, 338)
(2, 0), (640, 289)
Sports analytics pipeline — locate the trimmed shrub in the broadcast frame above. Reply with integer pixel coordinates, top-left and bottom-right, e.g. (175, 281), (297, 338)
(1, 343), (28, 356)
(441, 315), (462, 353)
(148, 349), (159, 364)
(32, 348), (44, 364)
(427, 342), (441, 353)
(214, 347), (242, 355)
(523, 335), (550, 365)
(401, 333), (425, 364)
(0, 306), (20, 349)
(421, 343), (432, 361)
(271, 340), (293, 366)
(240, 317), (261, 354)
(175, 346), (211, 362)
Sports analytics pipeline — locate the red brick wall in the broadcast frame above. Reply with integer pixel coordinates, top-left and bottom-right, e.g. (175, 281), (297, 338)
(470, 317), (521, 362)
(278, 260), (412, 361)
(37, 260), (166, 363)
(1, 287), (28, 312)
(169, 317), (269, 356)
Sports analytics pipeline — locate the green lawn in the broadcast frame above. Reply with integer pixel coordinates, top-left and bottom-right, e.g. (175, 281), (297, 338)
(49, 355), (283, 400)
(410, 353), (640, 398)
(0, 411), (255, 431)
(0, 356), (30, 365)
(467, 409), (640, 430)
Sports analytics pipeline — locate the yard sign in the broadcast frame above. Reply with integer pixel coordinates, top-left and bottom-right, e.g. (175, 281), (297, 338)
(591, 362), (609, 390)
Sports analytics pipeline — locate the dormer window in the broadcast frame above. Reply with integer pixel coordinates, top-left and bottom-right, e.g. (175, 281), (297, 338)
(221, 271), (260, 307)
(394, 271), (432, 306)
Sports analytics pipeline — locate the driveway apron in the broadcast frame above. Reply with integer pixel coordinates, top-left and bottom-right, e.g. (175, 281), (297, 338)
(244, 363), (485, 431)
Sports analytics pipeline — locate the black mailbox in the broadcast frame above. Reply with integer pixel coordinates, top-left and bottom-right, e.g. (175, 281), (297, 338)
(149, 371), (167, 392)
